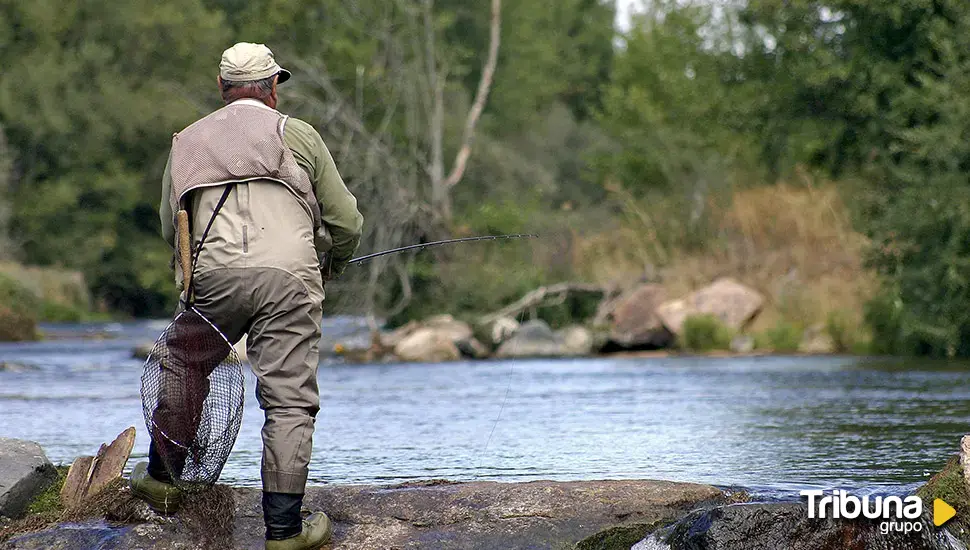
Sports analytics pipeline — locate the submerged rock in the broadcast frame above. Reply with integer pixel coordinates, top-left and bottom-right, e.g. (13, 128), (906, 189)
(0, 439), (57, 519)
(0, 362), (39, 373)
(6, 479), (723, 549)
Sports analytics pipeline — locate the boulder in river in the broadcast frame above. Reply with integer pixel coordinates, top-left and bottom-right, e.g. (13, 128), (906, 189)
(0, 438), (57, 519)
(656, 278), (764, 337)
(393, 327), (462, 362)
(5, 479), (725, 549)
(488, 316), (520, 345)
(496, 319), (593, 358)
(386, 315), (484, 362)
(607, 284), (674, 350)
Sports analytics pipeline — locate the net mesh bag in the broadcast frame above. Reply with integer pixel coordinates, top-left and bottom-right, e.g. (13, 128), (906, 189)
(140, 306), (245, 491)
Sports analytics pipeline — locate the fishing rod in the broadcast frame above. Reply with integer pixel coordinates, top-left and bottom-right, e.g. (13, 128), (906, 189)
(350, 233), (538, 265)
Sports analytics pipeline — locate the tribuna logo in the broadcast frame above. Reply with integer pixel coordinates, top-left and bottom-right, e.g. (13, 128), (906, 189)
(801, 490), (924, 535)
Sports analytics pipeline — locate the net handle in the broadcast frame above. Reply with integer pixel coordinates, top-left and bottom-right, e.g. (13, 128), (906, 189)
(176, 211), (193, 291)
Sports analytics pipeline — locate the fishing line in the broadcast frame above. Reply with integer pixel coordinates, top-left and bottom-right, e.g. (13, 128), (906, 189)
(476, 305), (527, 476)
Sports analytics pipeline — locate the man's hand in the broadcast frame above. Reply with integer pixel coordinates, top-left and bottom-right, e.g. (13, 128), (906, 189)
(320, 253), (333, 282)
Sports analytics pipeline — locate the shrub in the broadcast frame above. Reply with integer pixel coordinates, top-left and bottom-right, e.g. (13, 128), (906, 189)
(825, 309), (863, 353)
(755, 321), (802, 352)
(0, 273), (39, 341)
(680, 314), (733, 351)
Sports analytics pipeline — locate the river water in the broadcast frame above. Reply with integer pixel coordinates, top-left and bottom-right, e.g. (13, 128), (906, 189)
(1, 320), (968, 499)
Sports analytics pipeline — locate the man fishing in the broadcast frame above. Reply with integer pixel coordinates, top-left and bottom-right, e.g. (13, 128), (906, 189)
(130, 42), (363, 550)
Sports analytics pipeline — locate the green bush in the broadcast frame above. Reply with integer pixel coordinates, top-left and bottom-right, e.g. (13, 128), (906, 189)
(755, 321), (802, 352)
(825, 310), (862, 353)
(680, 314), (733, 351)
(39, 300), (84, 323)
(0, 273), (39, 341)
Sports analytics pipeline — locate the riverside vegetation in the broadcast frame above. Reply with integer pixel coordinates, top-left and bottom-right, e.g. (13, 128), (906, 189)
(0, 1), (968, 357)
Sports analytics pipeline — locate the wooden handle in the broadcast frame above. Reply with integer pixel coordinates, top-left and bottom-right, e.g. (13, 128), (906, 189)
(176, 210), (192, 292)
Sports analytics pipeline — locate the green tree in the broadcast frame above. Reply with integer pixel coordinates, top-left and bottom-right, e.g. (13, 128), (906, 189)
(0, 0), (228, 315)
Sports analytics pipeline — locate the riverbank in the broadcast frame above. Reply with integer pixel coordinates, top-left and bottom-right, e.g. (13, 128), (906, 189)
(3, 457), (969, 550)
(2, 477), (727, 549)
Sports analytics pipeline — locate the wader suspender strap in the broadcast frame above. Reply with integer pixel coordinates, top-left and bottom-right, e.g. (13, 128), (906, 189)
(186, 183), (235, 305)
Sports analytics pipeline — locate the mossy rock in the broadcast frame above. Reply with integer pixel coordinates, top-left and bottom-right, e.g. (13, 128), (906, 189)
(916, 454), (970, 544)
(575, 521), (663, 550)
(0, 273), (39, 341)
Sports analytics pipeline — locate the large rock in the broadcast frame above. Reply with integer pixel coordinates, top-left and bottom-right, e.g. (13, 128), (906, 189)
(656, 278), (764, 336)
(0, 439), (57, 518)
(495, 320), (592, 358)
(385, 315), (477, 362)
(635, 501), (950, 550)
(488, 316), (520, 345)
(560, 325), (594, 355)
(5, 479), (725, 550)
(394, 328), (462, 362)
(607, 284), (673, 349)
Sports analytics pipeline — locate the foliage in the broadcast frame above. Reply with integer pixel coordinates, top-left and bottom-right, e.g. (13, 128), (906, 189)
(26, 466), (69, 516)
(916, 455), (970, 545)
(755, 322), (802, 353)
(0, 0), (966, 359)
(0, 273), (38, 341)
(825, 310), (863, 354)
(680, 314), (733, 352)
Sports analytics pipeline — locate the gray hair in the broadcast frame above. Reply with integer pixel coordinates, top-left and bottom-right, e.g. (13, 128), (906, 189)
(220, 75), (276, 103)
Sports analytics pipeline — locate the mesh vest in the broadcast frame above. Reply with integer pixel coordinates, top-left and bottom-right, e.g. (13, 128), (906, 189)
(169, 102), (322, 229)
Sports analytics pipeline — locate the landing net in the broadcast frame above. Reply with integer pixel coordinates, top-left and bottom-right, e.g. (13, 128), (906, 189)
(140, 306), (244, 491)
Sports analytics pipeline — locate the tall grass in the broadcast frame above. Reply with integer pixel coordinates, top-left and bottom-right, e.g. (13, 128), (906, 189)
(575, 176), (876, 339)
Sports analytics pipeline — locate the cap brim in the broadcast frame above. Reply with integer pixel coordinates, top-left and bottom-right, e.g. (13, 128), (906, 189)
(277, 68), (291, 84)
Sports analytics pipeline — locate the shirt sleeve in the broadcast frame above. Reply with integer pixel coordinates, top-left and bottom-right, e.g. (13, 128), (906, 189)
(159, 152), (176, 248)
(284, 118), (364, 277)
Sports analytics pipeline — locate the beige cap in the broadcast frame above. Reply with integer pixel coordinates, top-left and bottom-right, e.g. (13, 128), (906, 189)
(219, 42), (291, 83)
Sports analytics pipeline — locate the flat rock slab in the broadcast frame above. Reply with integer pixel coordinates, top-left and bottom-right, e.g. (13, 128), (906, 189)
(5, 479), (723, 549)
(0, 438), (56, 519)
(235, 479), (725, 549)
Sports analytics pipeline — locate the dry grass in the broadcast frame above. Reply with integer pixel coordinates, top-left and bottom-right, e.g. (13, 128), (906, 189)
(576, 180), (877, 333)
(0, 480), (236, 550)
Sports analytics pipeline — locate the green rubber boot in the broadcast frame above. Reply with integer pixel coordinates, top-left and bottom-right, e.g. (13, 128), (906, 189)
(265, 512), (333, 550)
(129, 461), (182, 515)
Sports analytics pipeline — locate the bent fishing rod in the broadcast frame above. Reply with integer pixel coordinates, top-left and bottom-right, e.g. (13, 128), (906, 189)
(350, 233), (538, 265)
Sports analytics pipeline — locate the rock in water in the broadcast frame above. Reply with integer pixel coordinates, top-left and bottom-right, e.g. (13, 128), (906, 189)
(607, 284), (673, 349)
(656, 278), (764, 336)
(0, 438), (57, 518)
(559, 325), (594, 355)
(496, 320), (572, 358)
(488, 316), (520, 345)
(393, 327), (462, 362)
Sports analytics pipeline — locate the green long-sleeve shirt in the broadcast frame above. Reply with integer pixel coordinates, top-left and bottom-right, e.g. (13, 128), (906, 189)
(159, 100), (363, 277)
